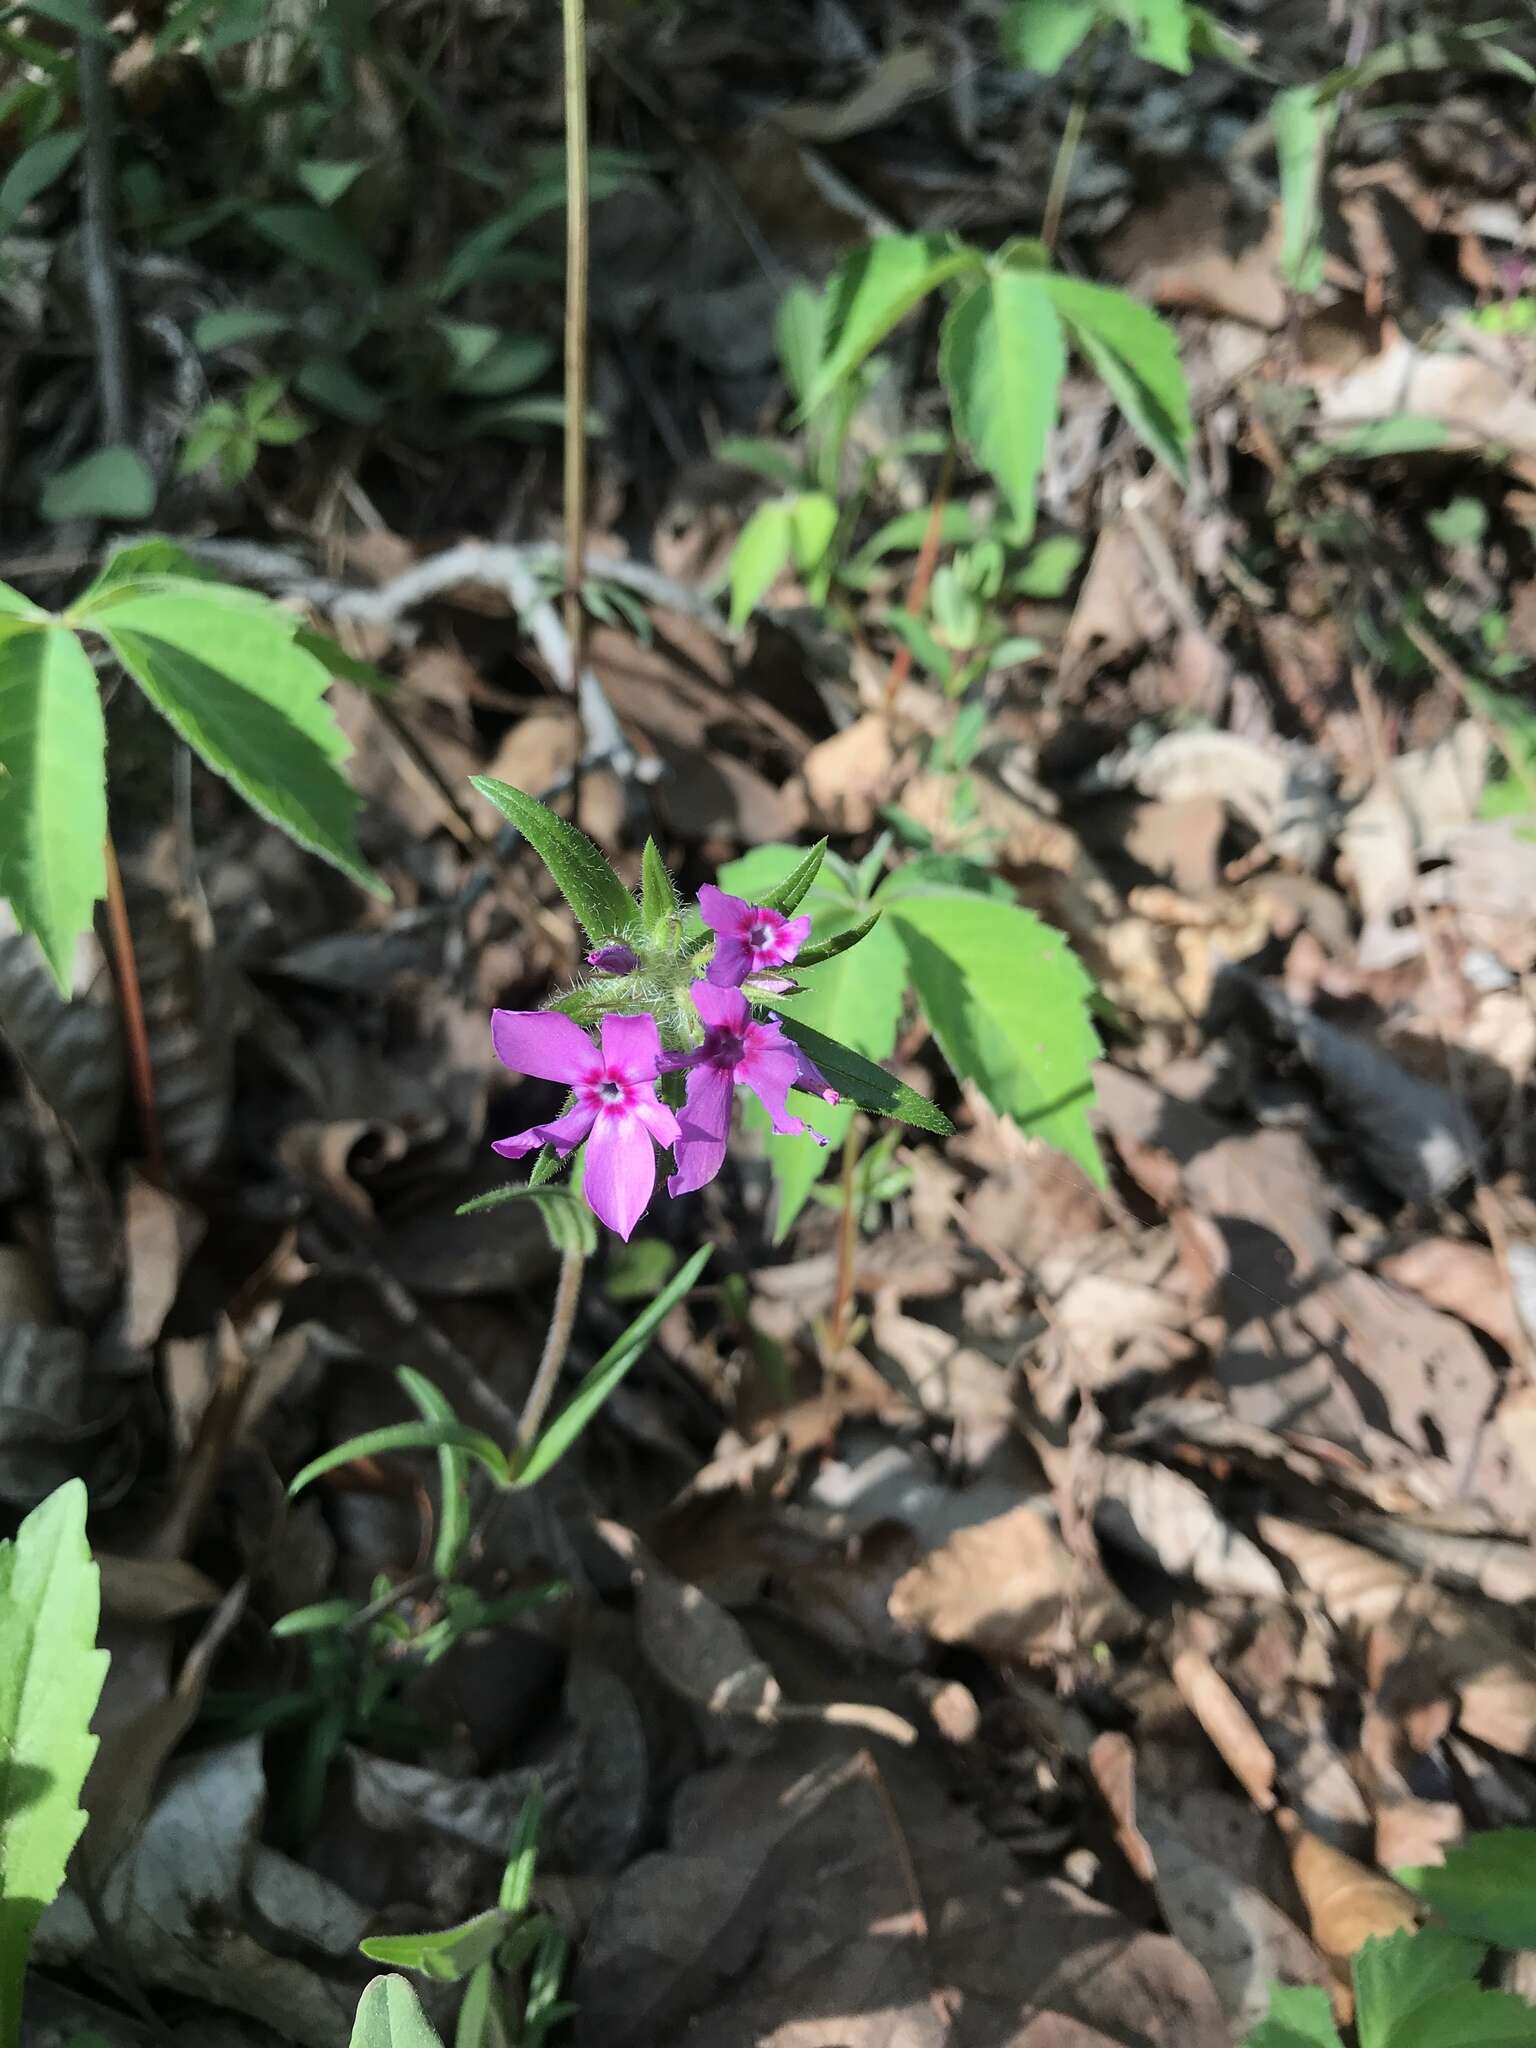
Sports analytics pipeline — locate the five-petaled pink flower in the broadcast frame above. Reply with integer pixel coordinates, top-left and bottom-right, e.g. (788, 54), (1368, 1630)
(698, 885), (811, 989)
(491, 1010), (680, 1239)
(664, 982), (827, 1197)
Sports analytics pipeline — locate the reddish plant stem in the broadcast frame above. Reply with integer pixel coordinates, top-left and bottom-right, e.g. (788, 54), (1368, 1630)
(826, 1115), (864, 1354)
(103, 832), (164, 1180)
(882, 441), (958, 708)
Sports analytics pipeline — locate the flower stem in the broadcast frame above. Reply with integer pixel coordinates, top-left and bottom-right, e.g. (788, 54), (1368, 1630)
(517, 1246), (585, 1453)
(827, 1116), (864, 1353)
(103, 831), (164, 1180)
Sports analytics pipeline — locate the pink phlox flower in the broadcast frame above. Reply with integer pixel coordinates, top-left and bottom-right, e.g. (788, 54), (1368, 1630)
(697, 884), (811, 989)
(491, 1008), (680, 1239)
(787, 1041), (839, 1104)
(665, 981), (827, 1198)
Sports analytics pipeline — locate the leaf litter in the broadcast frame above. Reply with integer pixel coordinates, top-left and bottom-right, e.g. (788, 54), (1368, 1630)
(7, 2), (1536, 2044)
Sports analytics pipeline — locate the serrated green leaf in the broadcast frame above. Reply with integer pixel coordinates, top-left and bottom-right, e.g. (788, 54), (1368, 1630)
(295, 355), (385, 424)
(360, 1910), (512, 1984)
(806, 235), (980, 413)
(0, 126), (82, 234)
(82, 580), (383, 897)
(729, 500), (794, 630)
(74, 541), (206, 605)
(1003, 0), (1099, 73)
(640, 836), (678, 936)
(0, 1479), (110, 2048)
(0, 624), (107, 992)
(350, 1976), (447, 2048)
(513, 1246), (712, 1486)
(1042, 276), (1192, 479)
(941, 271), (1065, 539)
(1274, 85), (1334, 293)
(1353, 1928), (1486, 2048)
(249, 205), (380, 290)
(289, 1419), (513, 1498)
(1397, 1829), (1536, 1951)
(888, 892), (1103, 1181)
(1370, 1983), (1536, 2048)
(1241, 1984), (1343, 2048)
(469, 778), (634, 942)
(294, 628), (393, 696)
(39, 447), (156, 523)
(296, 157), (367, 207)
(396, 1368), (471, 1580)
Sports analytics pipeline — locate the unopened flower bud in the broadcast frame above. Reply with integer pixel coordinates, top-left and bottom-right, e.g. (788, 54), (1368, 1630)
(586, 942), (640, 975)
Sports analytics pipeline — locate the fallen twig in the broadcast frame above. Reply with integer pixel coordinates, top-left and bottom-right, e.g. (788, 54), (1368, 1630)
(78, 5), (132, 445)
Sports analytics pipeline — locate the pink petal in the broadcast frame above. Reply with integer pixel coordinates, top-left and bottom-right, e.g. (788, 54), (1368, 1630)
(583, 1108), (656, 1240)
(697, 884), (751, 937)
(689, 979), (751, 1033)
(631, 1086), (682, 1149)
(491, 1099), (598, 1159)
(668, 1059), (734, 1197)
(779, 913), (812, 958)
(739, 1044), (819, 1140)
(705, 934), (753, 988)
(492, 1009), (603, 1084)
(600, 1010), (663, 1083)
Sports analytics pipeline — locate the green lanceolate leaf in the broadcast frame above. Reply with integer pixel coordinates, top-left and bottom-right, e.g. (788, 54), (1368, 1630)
(1041, 276), (1192, 480)
(1240, 1984), (1342, 2048)
(806, 235), (981, 412)
(794, 909), (882, 969)
(772, 1015), (954, 1137)
(470, 777), (634, 943)
(1003, 0), (1099, 73)
(1352, 1928), (1486, 2048)
(789, 492), (838, 573)
(776, 281), (826, 407)
(640, 836), (679, 936)
(1274, 85), (1334, 293)
(397, 1368), (472, 1580)
(0, 127), (82, 235)
(248, 204), (381, 290)
(1397, 1829), (1536, 1950)
(455, 1180), (594, 1255)
(514, 1245), (712, 1487)
(288, 1420), (513, 1499)
(77, 577), (383, 898)
(1123, 0), (1193, 72)
(941, 270), (1066, 538)
(887, 891), (1104, 1182)
(38, 447), (156, 523)
(0, 1480), (110, 2048)
(349, 1976), (448, 2048)
(761, 837), (829, 917)
(729, 499), (795, 630)
(0, 624), (108, 992)
(360, 1910), (513, 1983)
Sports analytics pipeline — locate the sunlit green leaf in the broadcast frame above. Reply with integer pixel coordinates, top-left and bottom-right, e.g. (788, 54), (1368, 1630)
(1274, 84), (1334, 293)
(1002, 0), (1098, 73)
(1353, 1928), (1485, 2048)
(349, 1976), (447, 2048)
(1042, 276), (1192, 478)
(941, 270), (1065, 538)
(360, 1910), (512, 1984)
(729, 500), (794, 630)
(806, 235), (980, 412)
(1240, 1983), (1342, 2048)
(469, 778), (635, 942)
(1397, 1829), (1536, 1951)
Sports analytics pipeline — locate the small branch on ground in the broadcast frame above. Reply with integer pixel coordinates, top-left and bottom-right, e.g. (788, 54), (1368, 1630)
(78, 6), (133, 444)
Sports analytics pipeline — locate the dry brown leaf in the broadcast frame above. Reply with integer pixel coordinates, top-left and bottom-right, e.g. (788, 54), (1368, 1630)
(888, 1504), (1136, 1663)
(1094, 1457), (1285, 1601)
(1277, 1808), (1420, 1965)
(793, 713), (903, 834)
(97, 1555), (223, 1623)
(1088, 1731), (1155, 1883)
(1170, 1648), (1277, 1811)
(1377, 1238), (1520, 1354)
(1104, 182), (1286, 327)
(120, 1172), (206, 1352)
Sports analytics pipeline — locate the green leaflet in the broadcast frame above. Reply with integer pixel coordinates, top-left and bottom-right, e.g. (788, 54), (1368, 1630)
(729, 500), (795, 630)
(941, 270), (1066, 538)
(0, 624), (108, 992)
(806, 235), (980, 412)
(39, 447), (156, 523)
(640, 836), (679, 936)
(1120, 0), (1192, 72)
(0, 127), (82, 235)
(1003, 0), (1099, 73)
(397, 1368), (473, 1580)
(470, 777), (635, 943)
(886, 891), (1104, 1183)
(771, 1016), (953, 1137)
(1240, 1984), (1342, 2048)
(248, 203), (382, 290)
(794, 909), (882, 969)
(1363, 1985), (1536, 2048)
(289, 1420), (515, 1497)
(1274, 85), (1334, 292)
(1041, 275), (1192, 478)
(0, 1480), (110, 2048)
(78, 578), (383, 898)
(1353, 1929), (1486, 2048)
(361, 1910), (513, 1984)
(1397, 1829), (1536, 1951)
(349, 1977), (447, 2048)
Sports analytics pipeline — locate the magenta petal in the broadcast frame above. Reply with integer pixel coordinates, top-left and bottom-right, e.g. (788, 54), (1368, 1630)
(705, 934), (753, 988)
(492, 1009), (602, 1084)
(583, 1109), (656, 1239)
(491, 1099), (598, 1159)
(631, 1087), (682, 1149)
(689, 979), (751, 1033)
(790, 1045), (839, 1104)
(739, 1044), (817, 1139)
(697, 884), (750, 936)
(668, 1060), (734, 1197)
(587, 943), (640, 975)
(600, 1010), (663, 1083)
(779, 913), (812, 959)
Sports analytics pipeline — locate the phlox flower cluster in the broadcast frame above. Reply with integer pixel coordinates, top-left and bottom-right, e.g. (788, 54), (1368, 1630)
(489, 885), (837, 1238)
